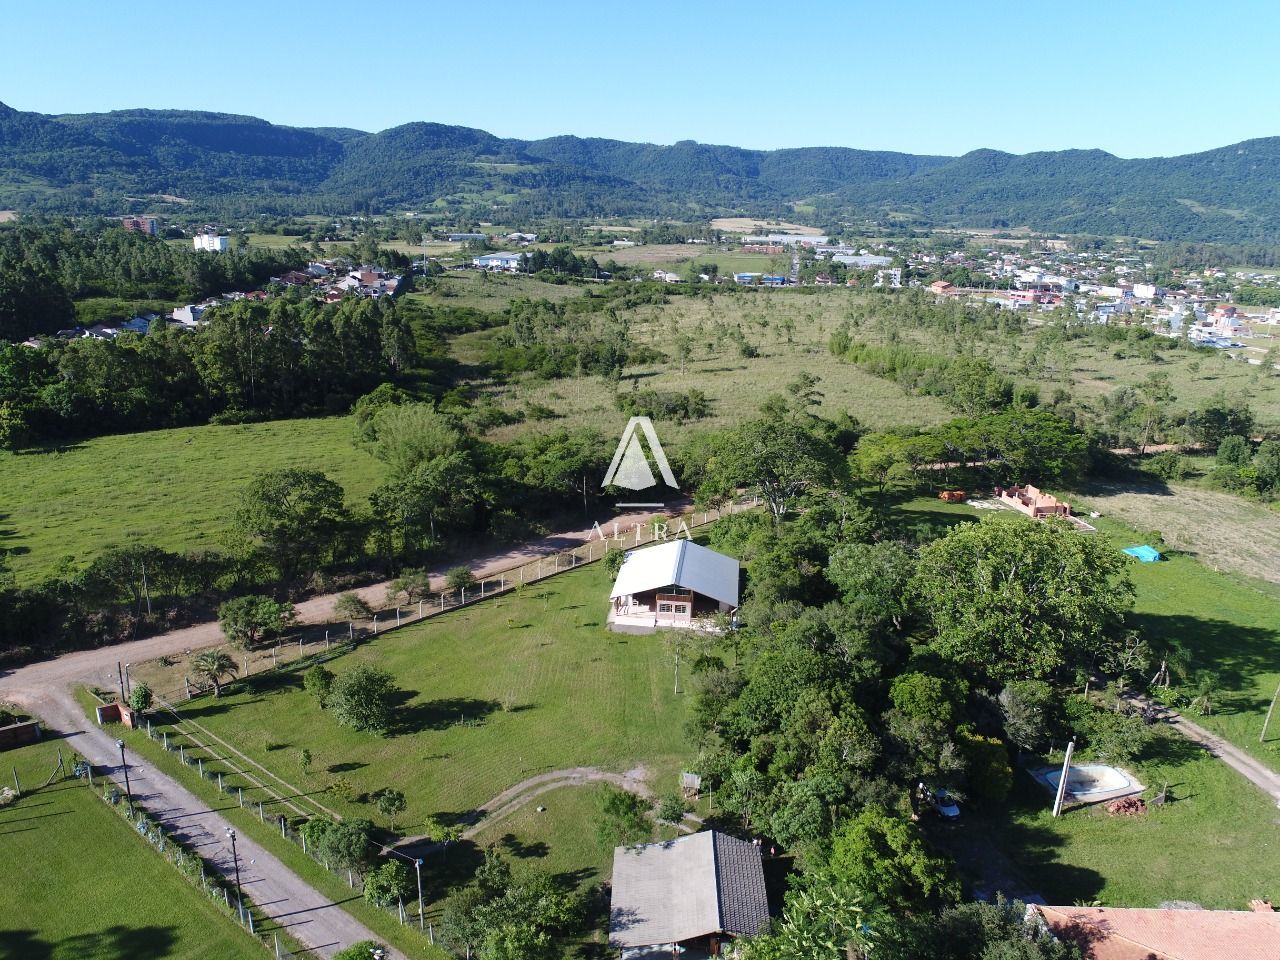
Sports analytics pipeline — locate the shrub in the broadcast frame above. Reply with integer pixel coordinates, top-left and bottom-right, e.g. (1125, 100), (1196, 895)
(128, 682), (154, 714)
(303, 665), (334, 708)
(364, 860), (413, 908)
(1145, 450), (1190, 481)
(445, 566), (476, 594)
(333, 942), (387, 960)
(328, 664), (399, 735)
(656, 794), (690, 824)
(333, 592), (373, 621)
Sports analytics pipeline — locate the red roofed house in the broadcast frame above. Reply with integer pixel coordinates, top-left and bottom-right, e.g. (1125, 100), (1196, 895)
(930, 280), (956, 296)
(1031, 903), (1280, 960)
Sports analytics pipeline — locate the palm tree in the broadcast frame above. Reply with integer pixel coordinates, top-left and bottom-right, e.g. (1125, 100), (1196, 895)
(191, 650), (238, 697)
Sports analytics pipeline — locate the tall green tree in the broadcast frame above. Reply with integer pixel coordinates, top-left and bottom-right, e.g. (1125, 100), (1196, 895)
(704, 418), (842, 521)
(328, 664), (400, 735)
(190, 650), (238, 697)
(826, 807), (959, 911)
(233, 469), (350, 582)
(912, 515), (1134, 683)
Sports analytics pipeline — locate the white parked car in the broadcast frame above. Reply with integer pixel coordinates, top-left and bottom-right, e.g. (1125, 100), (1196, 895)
(932, 789), (961, 820)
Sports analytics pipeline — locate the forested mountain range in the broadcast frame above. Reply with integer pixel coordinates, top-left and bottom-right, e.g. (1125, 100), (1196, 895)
(3, 100), (1280, 241)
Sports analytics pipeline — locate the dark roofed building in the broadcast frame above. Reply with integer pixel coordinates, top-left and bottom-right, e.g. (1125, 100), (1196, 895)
(609, 830), (769, 958)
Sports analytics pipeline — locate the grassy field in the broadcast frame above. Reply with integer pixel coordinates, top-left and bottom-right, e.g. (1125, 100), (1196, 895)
(151, 559), (693, 831)
(415, 272), (590, 311)
(0, 416), (383, 584)
(1069, 479), (1280, 586)
(109, 556), (693, 958)
(458, 288), (955, 442)
(940, 727), (1280, 909)
(573, 244), (788, 276)
(0, 739), (265, 960)
(708, 218), (822, 235)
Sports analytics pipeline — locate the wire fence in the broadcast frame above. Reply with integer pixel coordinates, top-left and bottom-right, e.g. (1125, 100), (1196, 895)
(135, 497), (759, 706)
(68, 752), (315, 959)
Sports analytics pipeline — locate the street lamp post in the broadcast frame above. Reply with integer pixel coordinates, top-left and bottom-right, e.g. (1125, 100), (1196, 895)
(226, 828), (244, 922)
(115, 739), (132, 804)
(415, 858), (424, 931)
(123, 663), (132, 698)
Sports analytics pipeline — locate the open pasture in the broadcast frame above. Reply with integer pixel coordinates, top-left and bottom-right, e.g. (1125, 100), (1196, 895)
(0, 416), (381, 584)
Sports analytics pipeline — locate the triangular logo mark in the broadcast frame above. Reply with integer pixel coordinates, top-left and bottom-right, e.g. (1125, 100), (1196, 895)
(602, 416), (679, 491)
(614, 434), (656, 489)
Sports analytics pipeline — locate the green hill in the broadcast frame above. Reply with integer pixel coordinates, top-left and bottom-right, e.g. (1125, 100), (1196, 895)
(3, 100), (1280, 240)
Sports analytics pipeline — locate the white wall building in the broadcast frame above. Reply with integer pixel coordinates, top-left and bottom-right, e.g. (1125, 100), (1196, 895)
(194, 234), (230, 253)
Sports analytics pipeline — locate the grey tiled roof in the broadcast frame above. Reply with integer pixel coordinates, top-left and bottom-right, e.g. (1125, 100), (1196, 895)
(609, 830), (768, 948)
(713, 832), (770, 936)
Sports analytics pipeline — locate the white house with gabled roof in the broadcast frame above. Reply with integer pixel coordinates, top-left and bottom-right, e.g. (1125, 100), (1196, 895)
(608, 539), (739, 633)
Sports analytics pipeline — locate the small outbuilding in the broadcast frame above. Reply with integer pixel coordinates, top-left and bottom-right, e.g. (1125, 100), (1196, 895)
(608, 540), (739, 633)
(609, 831), (770, 958)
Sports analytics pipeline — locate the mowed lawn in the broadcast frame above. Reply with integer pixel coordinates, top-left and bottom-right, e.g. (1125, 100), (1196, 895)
(0, 416), (383, 583)
(1124, 544), (1280, 772)
(942, 728), (1280, 909)
(0, 740), (263, 960)
(165, 560), (695, 831)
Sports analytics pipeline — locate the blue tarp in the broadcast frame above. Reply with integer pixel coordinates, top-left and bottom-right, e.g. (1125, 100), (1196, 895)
(1123, 545), (1162, 562)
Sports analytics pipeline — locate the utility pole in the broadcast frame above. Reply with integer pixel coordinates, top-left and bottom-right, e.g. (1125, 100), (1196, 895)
(415, 857), (425, 931)
(227, 828), (245, 922)
(1261, 679), (1280, 743)
(1052, 737), (1076, 817)
(115, 739), (132, 804)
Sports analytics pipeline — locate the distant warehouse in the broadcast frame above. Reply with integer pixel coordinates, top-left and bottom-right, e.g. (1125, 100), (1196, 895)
(472, 252), (523, 272)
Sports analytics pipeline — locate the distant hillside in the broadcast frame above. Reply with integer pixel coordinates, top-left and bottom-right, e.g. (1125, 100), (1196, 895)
(1, 101), (1279, 241)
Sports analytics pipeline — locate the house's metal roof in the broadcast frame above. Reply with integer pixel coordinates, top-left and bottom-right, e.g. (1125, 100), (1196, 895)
(609, 831), (769, 948)
(608, 540), (739, 607)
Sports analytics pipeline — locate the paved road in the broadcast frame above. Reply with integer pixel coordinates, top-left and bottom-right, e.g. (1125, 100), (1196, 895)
(13, 690), (390, 959)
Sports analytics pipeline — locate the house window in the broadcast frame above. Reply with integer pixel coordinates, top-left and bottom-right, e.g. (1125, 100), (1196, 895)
(658, 603), (673, 613)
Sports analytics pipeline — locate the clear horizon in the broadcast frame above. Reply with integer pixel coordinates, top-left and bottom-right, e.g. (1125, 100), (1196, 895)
(3, 0), (1277, 160)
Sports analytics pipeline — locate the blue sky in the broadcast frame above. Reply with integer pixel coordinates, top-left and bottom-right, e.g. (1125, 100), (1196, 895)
(4, 0), (1277, 158)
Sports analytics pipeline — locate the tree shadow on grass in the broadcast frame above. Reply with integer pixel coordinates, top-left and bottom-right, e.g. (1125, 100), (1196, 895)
(1128, 612), (1279, 692)
(391, 837), (486, 896)
(0, 925), (179, 960)
(391, 691), (500, 735)
(497, 832), (550, 859)
(936, 776), (1105, 905)
(1138, 727), (1208, 767)
(327, 761), (367, 774)
(552, 866), (598, 890)
(172, 697), (264, 720)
